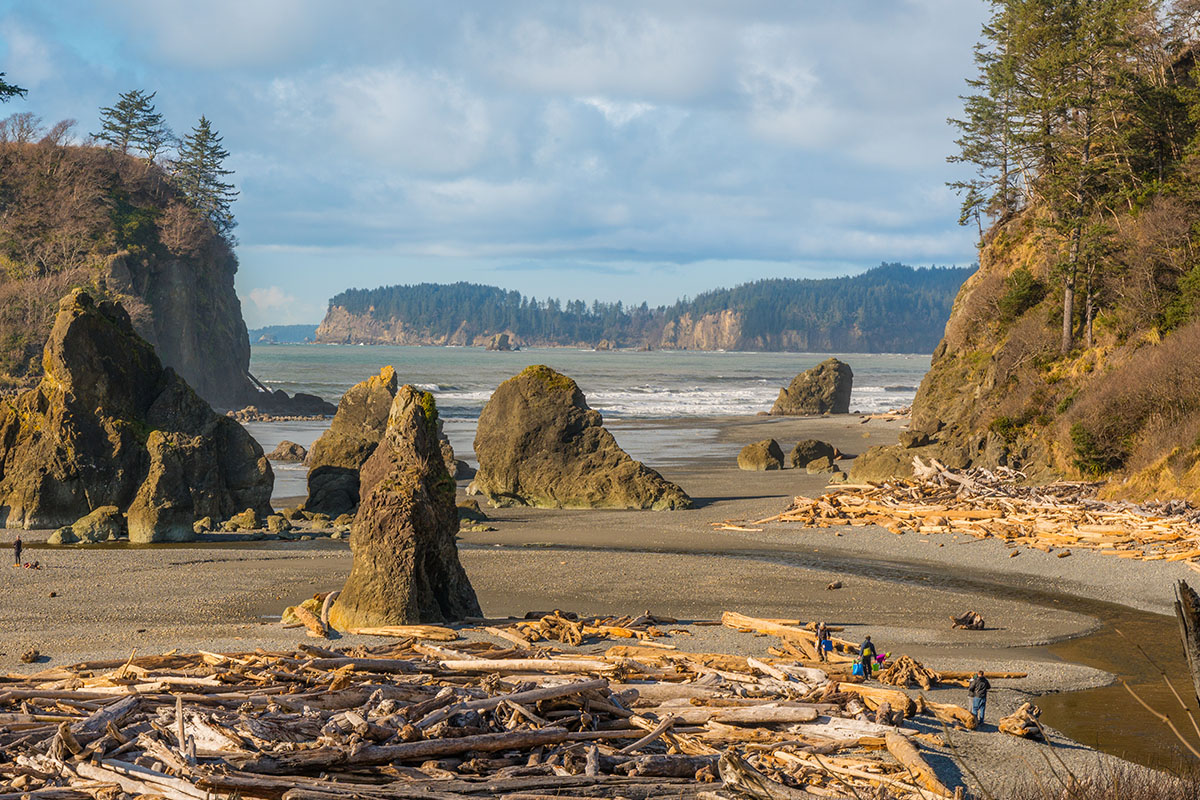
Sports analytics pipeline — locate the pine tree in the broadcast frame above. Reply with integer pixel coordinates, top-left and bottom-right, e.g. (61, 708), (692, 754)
(172, 116), (238, 236)
(93, 89), (173, 158)
(0, 73), (25, 103)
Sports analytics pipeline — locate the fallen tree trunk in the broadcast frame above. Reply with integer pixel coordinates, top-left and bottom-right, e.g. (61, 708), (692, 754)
(885, 731), (953, 797)
(1175, 580), (1200, 707)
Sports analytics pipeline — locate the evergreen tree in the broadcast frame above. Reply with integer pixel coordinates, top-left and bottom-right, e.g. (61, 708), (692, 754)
(172, 116), (238, 236)
(93, 89), (172, 158)
(0, 73), (25, 103)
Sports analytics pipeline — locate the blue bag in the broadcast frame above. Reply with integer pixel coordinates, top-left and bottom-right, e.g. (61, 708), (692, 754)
(851, 662), (864, 677)
(821, 640), (833, 651)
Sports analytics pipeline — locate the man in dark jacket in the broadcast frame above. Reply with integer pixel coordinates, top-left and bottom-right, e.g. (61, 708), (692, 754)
(12, 535), (21, 567)
(859, 635), (877, 679)
(968, 670), (991, 724)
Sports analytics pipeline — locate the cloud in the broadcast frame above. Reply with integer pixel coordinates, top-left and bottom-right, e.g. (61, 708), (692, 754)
(0, 19), (57, 88)
(247, 285), (296, 311)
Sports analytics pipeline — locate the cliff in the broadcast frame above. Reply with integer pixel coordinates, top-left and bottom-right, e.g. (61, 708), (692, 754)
(0, 141), (255, 409)
(853, 206), (1200, 503)
(317, 265), (972, 352)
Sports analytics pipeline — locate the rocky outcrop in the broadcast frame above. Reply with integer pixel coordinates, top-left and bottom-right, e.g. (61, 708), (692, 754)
(268, 441), (308, 462)
(790, 439), (837, 468)
(304, 366), (399, 517)
(738, 439), (785, 471)
(473, 366), (691, 510)
(486, 333), (515, 351)
(48, 506), (127, 545)
(0, 290), (273, 537)
(329, 386), (481, 628)
(771, 359), (854, 415)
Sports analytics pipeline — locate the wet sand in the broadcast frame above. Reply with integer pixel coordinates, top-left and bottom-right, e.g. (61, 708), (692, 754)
(1, 413), (1196, 789)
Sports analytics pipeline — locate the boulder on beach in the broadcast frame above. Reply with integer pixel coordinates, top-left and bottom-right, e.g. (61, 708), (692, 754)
(71, 506), (127, 543)
(738, 439), (785, 471)
(771, 358), (853, 416)
(329, 385), (481, 628)
(304, 366), (399, 517)
(805, 456), (836, 474)
(268, 440), (308, 462)
(472, 365), (692, 510)
(0, 290), (273, 539)
(790, 439), (838, 468)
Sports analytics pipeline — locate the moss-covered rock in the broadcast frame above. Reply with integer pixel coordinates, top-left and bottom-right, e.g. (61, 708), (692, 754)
(771, 359), (853, 415)
(0, 290), (273, 538)
(329, 386), (480, 628)
(789, 439), (837, 468)
(472, 366), (691, 510)
(737, 439), (785, 471)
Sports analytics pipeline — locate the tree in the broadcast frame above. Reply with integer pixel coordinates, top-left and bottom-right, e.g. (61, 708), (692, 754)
(0, 73), (25, 103)
(93, 89), (173, 158)
(172, 116), (238, 236)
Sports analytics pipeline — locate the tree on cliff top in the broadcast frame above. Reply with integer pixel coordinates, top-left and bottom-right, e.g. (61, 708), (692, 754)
(93, 89), (173, 160)
(0, 73), (25, 103)
(172, 116), (238, 237)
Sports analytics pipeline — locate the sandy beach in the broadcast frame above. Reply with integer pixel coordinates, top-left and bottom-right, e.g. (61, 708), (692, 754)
(2, 413), (1196, 791)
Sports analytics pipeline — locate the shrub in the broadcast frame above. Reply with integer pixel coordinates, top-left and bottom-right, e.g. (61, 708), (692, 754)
(998, 266), (1046, 321)
(1070, 422), (1126, 476)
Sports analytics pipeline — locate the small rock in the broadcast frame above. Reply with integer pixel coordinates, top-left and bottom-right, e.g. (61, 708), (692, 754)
(48, 591), (57, 598)
(47, 527), (79, 545)
(456, 498), (488, 522)
(829, 470), (848, 484)
(826, 581), (843, 590)
(333, 513), (356, 527)
(193, 516), (214, 534)
(267, 440), (308, 462)
(805, 456), (835, 474)
(267, 514), (292, 533)
(330, 530), (344, 539)
(282, 506), (306, 521)
(224, 508), (261, 531)
(310, 519), (332, 531)
(19, 649), (40, 664)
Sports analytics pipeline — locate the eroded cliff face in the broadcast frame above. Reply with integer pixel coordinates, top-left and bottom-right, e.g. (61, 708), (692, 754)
(107, 243), (252, 410)
(658, 310), (744, 350)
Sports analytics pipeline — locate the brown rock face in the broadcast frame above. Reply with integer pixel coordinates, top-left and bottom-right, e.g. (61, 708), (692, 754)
(329, 386), (481, 628)
(268, 440), (308, 462)
(737, 439), (785, 471)
(304, 366), (399, 516)
(0, 290), (273, 537)
(771, 358), (854, 415)
(473, 365), (691, 510)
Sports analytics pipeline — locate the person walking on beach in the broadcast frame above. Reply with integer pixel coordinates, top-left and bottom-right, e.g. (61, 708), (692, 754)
(815, 621), (831, 662)
(968, 669), (991, 724)
(12, 535), (22, 567)
(859, 635), (877, 679)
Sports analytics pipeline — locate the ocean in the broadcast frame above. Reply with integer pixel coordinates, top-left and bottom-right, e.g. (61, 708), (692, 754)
(246, 345), (932, 499)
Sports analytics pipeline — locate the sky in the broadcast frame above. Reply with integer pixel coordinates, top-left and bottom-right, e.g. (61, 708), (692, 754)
(0, 1), (988, 327)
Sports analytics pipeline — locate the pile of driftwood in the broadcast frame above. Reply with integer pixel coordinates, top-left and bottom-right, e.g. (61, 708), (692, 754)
(753, 456), (1200, 567)
(0, 613), (997, 800)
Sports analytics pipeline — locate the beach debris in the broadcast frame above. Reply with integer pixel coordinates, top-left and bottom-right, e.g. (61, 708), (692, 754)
(826, 580), (843, 590)
(1175, 580), (1200, 707)
(999, 702), (1044, 739)
(328, 385), (481, 629)
(753, 455), (1200, 566)
(18, 648), (40, 663)
(879, 654), (939, 690)
(859, 406), (912, 423)
(0, 617), (982, 800)
(951, 610), (985, 630)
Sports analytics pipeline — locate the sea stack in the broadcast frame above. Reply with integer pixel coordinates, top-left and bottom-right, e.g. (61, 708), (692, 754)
(304, 366), (399, 516)
(472, 365), (691, 510)
(771, 358), (854, 415)
(328, 385), (480, 628)
(0, 290), (272, 538)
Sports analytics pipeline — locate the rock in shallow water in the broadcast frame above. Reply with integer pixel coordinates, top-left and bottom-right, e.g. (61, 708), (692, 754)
(472, 365), (691, 510)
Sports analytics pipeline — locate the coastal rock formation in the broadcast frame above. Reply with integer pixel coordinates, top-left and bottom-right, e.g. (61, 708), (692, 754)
(305, 366), (398, 516)
(790, 439), (838, 468)
(48, 506), (127, 545)
(486, 333), (515, 351)
(0, 290), (273, 536)
(268, 440), (308, 462)
(329, 386), (481, 628)
(738, 439), (785, 471)
(771, 359), (853, 416)
(472, 365), (692, 510)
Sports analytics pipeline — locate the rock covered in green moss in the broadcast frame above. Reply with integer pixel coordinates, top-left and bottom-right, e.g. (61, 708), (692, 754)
(790, 439), (838, 468)
(0, 290), (272, 537)
(771, 358), (853, 415)
(329, 386), (480, 628)
(472, 365), (691, 510)
(304, 366), (398, 517)
(738, 439), (785, 471)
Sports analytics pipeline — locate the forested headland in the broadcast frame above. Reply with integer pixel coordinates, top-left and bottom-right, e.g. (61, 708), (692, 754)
(855, 0), (1200, 503)
(315, 263), (973, 353)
